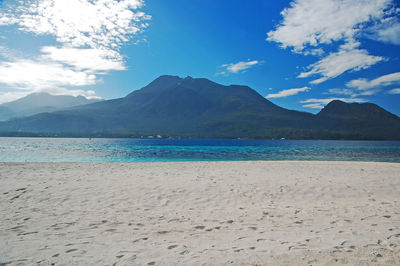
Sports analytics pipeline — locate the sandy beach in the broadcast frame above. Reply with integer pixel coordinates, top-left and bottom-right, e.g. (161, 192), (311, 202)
(1, 161), (400, 265)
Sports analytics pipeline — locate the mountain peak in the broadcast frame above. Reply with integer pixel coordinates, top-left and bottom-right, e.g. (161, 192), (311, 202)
(326, 99), (346, 106)
(156, 74), (182, 80)
(126, 75), (183, 96)
(127, 75), (222, 97)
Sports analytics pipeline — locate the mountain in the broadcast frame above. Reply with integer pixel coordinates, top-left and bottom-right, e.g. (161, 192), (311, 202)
(318, 100), (399, 120)
(0, 92), (100, 121)
(315, 100), (400, 139)
(0, 76), (399, 140)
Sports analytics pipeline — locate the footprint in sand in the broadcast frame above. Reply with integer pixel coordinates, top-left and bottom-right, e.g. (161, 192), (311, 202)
(132, 237), (148, 243)
(194, 225), (205, 230)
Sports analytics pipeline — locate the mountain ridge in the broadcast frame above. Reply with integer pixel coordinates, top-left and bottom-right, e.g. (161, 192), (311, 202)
(0, 75), (399, 140)
(0, 92), (100, 122)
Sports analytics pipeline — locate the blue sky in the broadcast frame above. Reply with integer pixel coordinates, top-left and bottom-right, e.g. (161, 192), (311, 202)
(0, 0), (399, 115)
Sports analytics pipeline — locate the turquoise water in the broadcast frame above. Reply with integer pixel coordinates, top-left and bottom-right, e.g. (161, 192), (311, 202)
(0, 137), (399, 162)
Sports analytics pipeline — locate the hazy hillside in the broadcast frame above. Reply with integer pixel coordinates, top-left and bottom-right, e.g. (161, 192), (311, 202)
(0, 93), (100, 121)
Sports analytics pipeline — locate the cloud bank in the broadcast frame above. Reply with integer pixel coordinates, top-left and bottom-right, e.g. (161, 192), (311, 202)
(388, 88), (400, 94)
(266, 87), (310, 98)
(219, 60), (261, 75)
(297, 41), (384, 84)
(0, 0), (150, 103)
(0, 0), (149, 50)
(324, 72), (400, 97)
(267, 0), (399, 83)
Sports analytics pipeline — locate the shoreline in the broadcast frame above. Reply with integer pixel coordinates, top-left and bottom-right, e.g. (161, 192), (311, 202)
(1, 135), (400, 140)
(1, 161), (400, 265)
(1, 160), (400, 164)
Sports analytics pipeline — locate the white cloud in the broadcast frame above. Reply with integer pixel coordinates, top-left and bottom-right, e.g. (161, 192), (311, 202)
(346, 72), (400, 91)
(220, 60), (261, 74)
(303, 48), (324, 56)
(0, 59), (96, 89)
(301, 97), (366, 109)
(41, 46), (126, 72)
(326, 72), (400, 97)
(302, 103), (326, 109)
(298, 42), (384, 84)
(388, 88), (400, 94)
(375, 22), (400, 45)
(267, 0), (397, 84)
(0, 0), (150, 50)
(367, 18), (400, 45)
(267, 0), (391, 52)
(326, 88), (355, 96)
(0, 45), (15, 60)
(0, 58), (101, 103)
(266, 86), (310, 98)
(0, 0), (150, 101)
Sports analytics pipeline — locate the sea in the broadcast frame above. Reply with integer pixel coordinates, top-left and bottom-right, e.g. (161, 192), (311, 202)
(0, 137), (399, 162)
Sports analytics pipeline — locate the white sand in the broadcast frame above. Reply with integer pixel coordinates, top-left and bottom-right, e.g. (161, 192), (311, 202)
(1, 161), (400, 265)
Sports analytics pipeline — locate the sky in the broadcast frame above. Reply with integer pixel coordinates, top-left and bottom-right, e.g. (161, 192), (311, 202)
(0, 0), (399, 115)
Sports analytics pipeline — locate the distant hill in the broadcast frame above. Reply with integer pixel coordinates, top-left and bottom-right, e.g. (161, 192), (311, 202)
(315, 100), (400, 139)
(0, 76), (399, 140)
(0, 92), (100, 121)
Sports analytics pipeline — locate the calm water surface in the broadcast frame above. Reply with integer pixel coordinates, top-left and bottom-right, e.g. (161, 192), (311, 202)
(0, 137), (399, 162)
